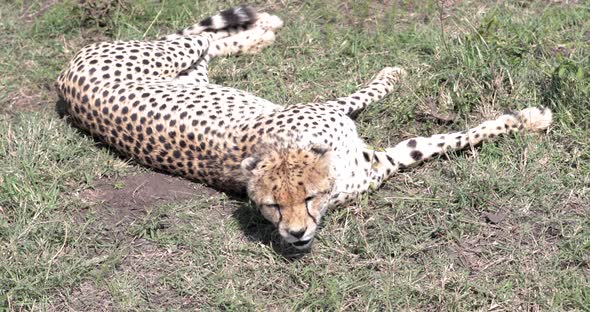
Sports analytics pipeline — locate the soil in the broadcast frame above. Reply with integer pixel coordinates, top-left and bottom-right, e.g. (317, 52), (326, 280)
(84, 171), (216, 208)
(80, 171), (219, 227)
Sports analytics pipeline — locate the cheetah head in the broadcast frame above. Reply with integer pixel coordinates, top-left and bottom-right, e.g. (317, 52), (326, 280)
(241, 145), (334, 250)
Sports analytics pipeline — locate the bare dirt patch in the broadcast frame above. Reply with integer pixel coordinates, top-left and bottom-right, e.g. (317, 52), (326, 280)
(76, 170), (222, 249)
(80, 171), (219, 227)
(83, 171), (216, 207)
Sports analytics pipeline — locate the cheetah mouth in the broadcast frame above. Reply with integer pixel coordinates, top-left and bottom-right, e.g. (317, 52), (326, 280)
(292, 239), (312, 248)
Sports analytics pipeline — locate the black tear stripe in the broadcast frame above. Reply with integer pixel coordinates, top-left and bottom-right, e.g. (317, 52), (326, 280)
(276, 208), (283, 224)
(306, 204), (318, 225)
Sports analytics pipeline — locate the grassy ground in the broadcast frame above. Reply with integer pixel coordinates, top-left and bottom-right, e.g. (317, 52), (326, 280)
(1, 0), (589, 310)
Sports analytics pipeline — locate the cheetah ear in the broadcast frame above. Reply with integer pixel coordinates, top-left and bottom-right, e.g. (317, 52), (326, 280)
(241, 156), (261, 175)
(309, 144), (330, 157)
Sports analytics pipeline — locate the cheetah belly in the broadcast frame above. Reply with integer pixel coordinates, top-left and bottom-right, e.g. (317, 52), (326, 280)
(62, 80), (281, 189)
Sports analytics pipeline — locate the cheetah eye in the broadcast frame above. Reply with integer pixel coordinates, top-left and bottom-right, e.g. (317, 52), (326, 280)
(265, 203), (281, 210)
(305, 195), (316, 203)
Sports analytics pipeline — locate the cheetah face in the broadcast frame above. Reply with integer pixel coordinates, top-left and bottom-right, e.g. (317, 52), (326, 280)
(241, 145), (334, 249)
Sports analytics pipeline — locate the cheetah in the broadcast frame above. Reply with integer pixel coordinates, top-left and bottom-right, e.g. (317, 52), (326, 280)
(56, 5), (552, 250)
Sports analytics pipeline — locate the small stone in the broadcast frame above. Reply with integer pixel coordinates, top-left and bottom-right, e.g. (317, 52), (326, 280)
(484, 212), (507, 224)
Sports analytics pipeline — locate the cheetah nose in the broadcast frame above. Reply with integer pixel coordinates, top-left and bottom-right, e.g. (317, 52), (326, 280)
(289, 228), (306, 239)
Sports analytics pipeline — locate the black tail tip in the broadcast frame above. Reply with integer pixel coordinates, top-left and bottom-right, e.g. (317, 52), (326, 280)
(199, 5), (256, 30)
(199, 5), (257, 30)
(220, 5), (257, 27)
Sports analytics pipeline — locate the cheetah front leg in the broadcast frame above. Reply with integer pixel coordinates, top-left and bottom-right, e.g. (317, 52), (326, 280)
(322, 67), (406, 117)
(329, 107), (553, 206)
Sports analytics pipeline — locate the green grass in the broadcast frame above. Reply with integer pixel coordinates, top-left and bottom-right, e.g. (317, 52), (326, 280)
(1, 0), (589, 310)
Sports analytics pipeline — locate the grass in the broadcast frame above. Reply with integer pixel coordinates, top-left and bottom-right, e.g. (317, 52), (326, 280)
(1, 0), (589, 310)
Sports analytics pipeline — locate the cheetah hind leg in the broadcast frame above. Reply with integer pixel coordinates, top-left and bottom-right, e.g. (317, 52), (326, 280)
(174, 11), (283, 84)
(169, 5), (283, 52)
(207, 12), (284, 57)
(171, 5), (258, 41)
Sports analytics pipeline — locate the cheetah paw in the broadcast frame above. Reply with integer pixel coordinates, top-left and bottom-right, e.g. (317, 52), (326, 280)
(244, 30), (276, 54)
(518, 107), (553, 131)
(379, 67), (407, 79)
(254, 12), (284, 31)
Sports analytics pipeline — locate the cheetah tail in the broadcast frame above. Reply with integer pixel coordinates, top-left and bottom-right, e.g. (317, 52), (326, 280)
(388, 107), (553, 168)
(178, 5), (257, 36)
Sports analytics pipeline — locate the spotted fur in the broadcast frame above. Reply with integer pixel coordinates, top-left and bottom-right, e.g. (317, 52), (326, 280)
(56, 6), (553, 249)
